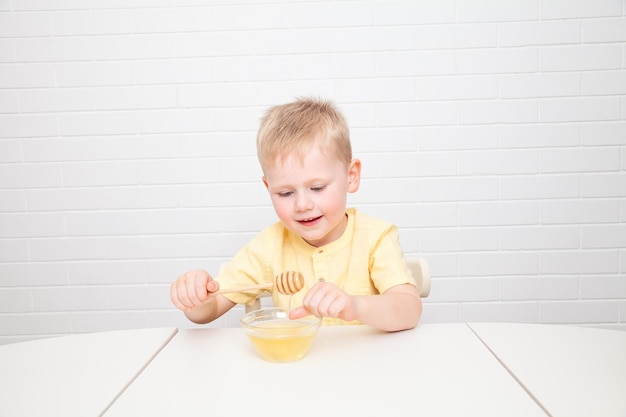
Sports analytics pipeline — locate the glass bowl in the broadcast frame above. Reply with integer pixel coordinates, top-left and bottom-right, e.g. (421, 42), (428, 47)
(240, 307), (322, 363)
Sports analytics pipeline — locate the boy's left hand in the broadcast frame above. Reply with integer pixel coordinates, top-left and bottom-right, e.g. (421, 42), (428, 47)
(288, 281), (358, 322)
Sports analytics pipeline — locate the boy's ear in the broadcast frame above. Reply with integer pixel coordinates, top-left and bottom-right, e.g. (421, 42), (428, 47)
(262, 176), (269, 189)
(347, 158), (361, 193)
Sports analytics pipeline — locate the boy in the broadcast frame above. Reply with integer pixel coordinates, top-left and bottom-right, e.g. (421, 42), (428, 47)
(170, 97), (422, 331)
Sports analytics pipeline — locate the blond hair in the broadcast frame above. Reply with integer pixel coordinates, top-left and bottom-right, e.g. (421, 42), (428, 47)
(256, 97), (351, 171)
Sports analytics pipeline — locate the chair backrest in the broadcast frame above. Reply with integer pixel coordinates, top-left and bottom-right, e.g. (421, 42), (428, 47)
(406, 257), (431, 298)
(240, 257), (430, 313)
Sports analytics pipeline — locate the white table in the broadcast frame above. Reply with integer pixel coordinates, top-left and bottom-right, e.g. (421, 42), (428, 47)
(0, 327), (177, 417)
(468, 322), (626, 417)
(103, 324), (547, 417)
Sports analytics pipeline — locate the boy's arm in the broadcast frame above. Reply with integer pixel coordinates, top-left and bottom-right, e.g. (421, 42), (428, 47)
(290, 282), (422, 332)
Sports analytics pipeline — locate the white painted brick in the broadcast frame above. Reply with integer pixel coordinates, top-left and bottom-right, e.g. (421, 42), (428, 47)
(498, 20), (580, 47)
(0, 64), (54, 89)
(182, 183), (268, 208)
(252, 29), (333, 55)
(500, 73), (580, 99)
(0, 240), (29, 263)
(0, 114), (58, 137)
(96, 86), (177, 110)
(55, 62), (135, 87)
(0, 213), (64, 238)
(62, 161), (139, 187)
(0, 12), (52, 37)
(140, 159), (218, 185)
(355, 178), (418, 204)
(0, 190), (26, 212)
(0, 90), (18, 113)
(582, 71), (626, 96)
(374, 0), (455, 25)
(12, 1), (89, 11)
(335, 27), (414, 53)
(0, 313), (71, 336)
(540, 199), (620, 224)
(32, 286), (107, 312)
(296, 53), (375, 80)
(60, 112), (137, 136)
(414, 24), (496, 49)
(294, 2), (373, 27)
(26, 189), (99, 211)
(71, 311), (149, 334)
(377, 50), (456, 77)
(540, 147), (620, 173)
(541, 97), (621, 123)
(378, 152), (457, 177)
(29, 238), (107, 262)
(540, 250), (618, 274)
(427, 277), (499, 302)
(457, 0), (538, 22)
(136, 59), (213, 85)
(419, 227), (499, 253)
(425, 253), (459, 277)
(539, 300), (618, 324)
(417, 75), (498, 101)
(107, 284), (171, 310)
(583, 17), (626, 42)
(52, 10), (131, 36)
(221, 206), (277, 233)
(0, 288), (32, 313)
(377, 101), (456, 127)
(336, 78), (416, 103)
(0, 140), (21, 163)
(460, 252), (538, 276)
(581, 173), (626, 197)
(540, 45), (622, 72)
(459, 100), (538, 124)
(100, 186), (180, 210)
(133, 7), (213, 33)
(500, 226), (579, 250)
(68, 260), (146, 285)
(581, 122), (626, 146)
(103, 235), (190, 260)
(0, 263), (67, 287)
(499, 124), (580, 148)
(419, 177), (499, 202)
(541, 0), (622, 19)
(19, 88), (95, 113)
(459, 302), (539, 323)
(0, 164), (63, 188)
(581, 275), (626, 299)
(22, 137), (98, 162)
(178, 83), (255, 108)
(15, 37), (93, 62)
(458, 149), (537, 175)
(381, 203), (458, 228)
(419, 126), (498, 151)
(501, 276), (578, 300)
(419, 303), (459, 324)
(500, 175), (579, 200)
(457, 48), (538, 74)
(352, 128), (418, 153)
(459, 201), (538, 226)
(582, 225), (626, 249)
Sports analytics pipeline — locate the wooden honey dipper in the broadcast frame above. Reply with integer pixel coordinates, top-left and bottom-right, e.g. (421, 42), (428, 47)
(216, 271), (304, 295)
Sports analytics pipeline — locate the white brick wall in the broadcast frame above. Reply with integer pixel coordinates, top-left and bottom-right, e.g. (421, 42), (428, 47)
(1, 0), (625, 344)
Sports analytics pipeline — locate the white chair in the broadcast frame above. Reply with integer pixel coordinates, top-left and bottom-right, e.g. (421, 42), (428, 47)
(243, 257), (430, 313)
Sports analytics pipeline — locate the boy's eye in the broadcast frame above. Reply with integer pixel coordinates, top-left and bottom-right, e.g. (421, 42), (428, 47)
(311, 185), (326, 192)
(278, 191), (293, 197)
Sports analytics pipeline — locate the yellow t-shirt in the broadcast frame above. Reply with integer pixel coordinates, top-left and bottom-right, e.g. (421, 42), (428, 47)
(217, 208), (417, 325)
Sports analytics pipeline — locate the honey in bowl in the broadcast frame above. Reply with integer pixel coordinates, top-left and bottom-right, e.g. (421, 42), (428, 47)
(241, 307), (321, 363)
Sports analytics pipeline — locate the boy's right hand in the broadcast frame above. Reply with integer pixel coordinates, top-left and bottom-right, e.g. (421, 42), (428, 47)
(170, 269), (220, 312)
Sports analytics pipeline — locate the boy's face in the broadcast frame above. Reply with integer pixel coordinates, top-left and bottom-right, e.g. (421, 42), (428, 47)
(262, 145), (360, 248)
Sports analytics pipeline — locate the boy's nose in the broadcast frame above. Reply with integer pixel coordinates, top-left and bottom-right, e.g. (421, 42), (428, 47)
(294, 193), (313, 211)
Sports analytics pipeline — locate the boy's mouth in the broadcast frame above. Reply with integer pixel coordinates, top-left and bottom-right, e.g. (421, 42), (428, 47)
(297, 215), (322, 226)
